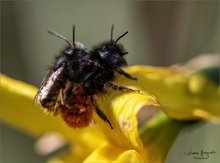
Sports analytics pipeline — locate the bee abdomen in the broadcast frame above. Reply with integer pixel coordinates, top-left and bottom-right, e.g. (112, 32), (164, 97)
(60, 85), (93, 128)
(60, 104), (93, 128)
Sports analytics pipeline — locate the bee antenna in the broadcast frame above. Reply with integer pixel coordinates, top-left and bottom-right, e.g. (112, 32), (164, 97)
(122, 52), (128, 55)
(48, 30), (73, 47)
(110, 24), (114, 42)
(72, 25), (76, 46)
(115, 31), (128, 44)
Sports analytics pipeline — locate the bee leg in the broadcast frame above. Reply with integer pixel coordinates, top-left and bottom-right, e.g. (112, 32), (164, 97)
(115, 67), (137, 80)
(90, 96), (113, 129)
(60, 89), (65, 105)
(60, 81), (76, 105)
(53, 103), (61, 116)
(104, 82), (139, 93)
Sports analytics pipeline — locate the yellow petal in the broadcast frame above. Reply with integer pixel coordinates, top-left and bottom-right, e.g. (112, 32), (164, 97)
(95, 86), (160, 150)
(119, 66), (220, 123)
(83, 142), (144, 163)
(47, 145), (87, 163)
(0, 74), (105, 151)
(139, 113), (189, 163)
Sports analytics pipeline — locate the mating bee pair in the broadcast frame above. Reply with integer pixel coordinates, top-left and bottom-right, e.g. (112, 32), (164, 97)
(35, 25), (137, 129)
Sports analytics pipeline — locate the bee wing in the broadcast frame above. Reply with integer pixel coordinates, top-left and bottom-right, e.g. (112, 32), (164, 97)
(34, 69), (54, 103)
(34, 65), (65, 104)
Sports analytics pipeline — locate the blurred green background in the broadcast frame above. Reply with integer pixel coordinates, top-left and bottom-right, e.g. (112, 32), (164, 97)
(1, 1), (219, 163)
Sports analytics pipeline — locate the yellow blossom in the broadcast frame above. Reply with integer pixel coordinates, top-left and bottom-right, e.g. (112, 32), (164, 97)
(0, 64), (219, 163)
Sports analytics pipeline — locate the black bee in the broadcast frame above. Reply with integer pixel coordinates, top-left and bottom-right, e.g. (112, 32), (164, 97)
(35, 25), (137, 129)
(35, 26), (87, 111)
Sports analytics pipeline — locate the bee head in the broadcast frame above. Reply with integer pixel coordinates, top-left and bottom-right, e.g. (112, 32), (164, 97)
(48, 26), (86, 58)
(49, 26), (87, 70)
(95, 25), (128, 66)
(64, 42), (86, 57)
(97, 42), (127, 66)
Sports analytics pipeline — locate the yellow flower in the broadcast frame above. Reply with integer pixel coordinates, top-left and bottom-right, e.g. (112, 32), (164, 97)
(0, 65), (219, 163)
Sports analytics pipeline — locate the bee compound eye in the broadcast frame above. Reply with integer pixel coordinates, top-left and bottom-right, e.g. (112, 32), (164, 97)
(98, 50), (109, 59)
(64, 49), (74, 56)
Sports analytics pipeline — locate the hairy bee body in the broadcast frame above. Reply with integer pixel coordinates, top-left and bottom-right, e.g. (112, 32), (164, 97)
(60, 84), (93, 128)
(35, 26), (137, 129)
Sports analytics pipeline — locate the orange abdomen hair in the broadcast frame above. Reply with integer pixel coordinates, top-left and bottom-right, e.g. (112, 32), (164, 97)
(60, 85), (93, 128)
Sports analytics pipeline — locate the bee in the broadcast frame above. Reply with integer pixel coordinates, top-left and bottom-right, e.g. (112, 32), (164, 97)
(35, 25), (137, 129)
